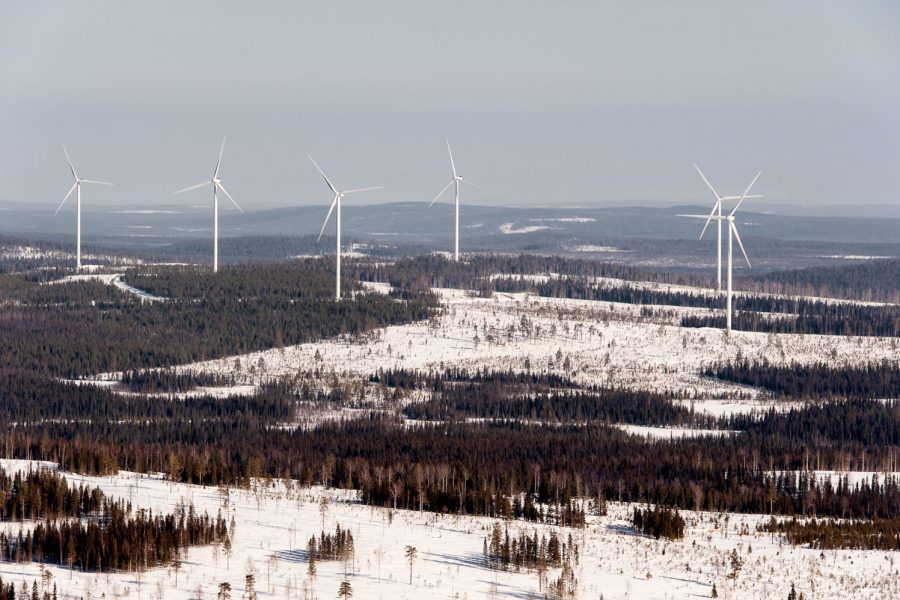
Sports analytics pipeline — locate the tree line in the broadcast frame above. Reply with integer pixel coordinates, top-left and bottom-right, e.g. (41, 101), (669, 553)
(1, 501), (228, 573)
(632, 505), (685, 540)
(761, 515), (900, 550)
(0, 465), (228, 573)
(706, 359), (900, 399)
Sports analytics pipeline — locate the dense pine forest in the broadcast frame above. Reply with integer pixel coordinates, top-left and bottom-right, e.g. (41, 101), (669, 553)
(348, 254), (712, 295)
(0, 261), (437, 376)
(706, 360), (900, 399)
(744, 258), (900, 303)
(761, 516), (900, 550)
(0, 466), (228, 573)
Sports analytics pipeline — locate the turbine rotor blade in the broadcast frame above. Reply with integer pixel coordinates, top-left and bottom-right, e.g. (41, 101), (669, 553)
(62, 145), (78, 180)
(173, 181), (212, 195)
(730, 171), (762, 216)
(216, 182), (243, 213)
(317, 195), (339, 243)
(460, 179), (483, 189)
(308, 155), (338, 195)
(214, 136), (227, 178)
(341, 186), (383, 195)
(430, 180), (454, 207)
(446, 139), (457, 178)
(720, 194), (763, 201)
(698, 199), (721, 240)
(55, 182), (78, 215)
(731, 222), (752, 268)
(80, 179), (114, 186)
(678, 214), (721, 220)
(693, 162), (721, 200)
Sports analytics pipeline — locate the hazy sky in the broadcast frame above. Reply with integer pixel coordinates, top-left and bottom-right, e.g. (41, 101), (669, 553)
(2, 1), (899, 209)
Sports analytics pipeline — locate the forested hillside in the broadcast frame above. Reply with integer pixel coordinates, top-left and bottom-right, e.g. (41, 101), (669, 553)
(0, 261), (437, 376)
(743, 259), (900, 303)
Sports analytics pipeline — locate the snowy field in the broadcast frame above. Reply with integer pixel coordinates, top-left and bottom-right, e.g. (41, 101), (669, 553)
(0, 245), (71, 260)
(0, 459), (895, 600)
(170, 287), (899, 398)
(45, 272), (167, 302)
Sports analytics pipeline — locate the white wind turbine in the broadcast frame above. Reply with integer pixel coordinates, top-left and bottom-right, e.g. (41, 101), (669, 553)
(430, 140), (481, 262)
(55, 145), (114, 271)
(310, 155), (383, 300)
(173, 137), (243, 272)
(693, 163), (762, 292)
(681, 171), (761, 333)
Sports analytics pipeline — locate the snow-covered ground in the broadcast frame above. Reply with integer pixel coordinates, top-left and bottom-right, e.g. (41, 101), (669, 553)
(0, 459), (894, 600)
(0, 245), (71, 260)
(171, 288), (899, 398)
(499, 223), (551, 235)
(44, 272), (167, 302)
(111, 275), (168, 302)
(674, 398), (802, 418)
(45, 272), (121, 285)
(615, 424), (739, 439)
(568, 244), (628, 253)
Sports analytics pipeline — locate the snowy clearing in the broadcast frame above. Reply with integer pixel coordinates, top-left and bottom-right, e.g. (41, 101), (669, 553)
(614, 424), (739, 439)
(568, 245), (628, 253)
(498, 223), (551, 235)
(674, 398), (802, 418)
(44, 272), (168, 302)
(171, 288), (899, 398)
(0, 459), (895, 600)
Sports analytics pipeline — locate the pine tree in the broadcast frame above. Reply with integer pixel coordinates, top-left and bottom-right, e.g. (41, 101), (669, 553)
(337, 580), (352, 599)
(223, 536), (233, 570)
(405, 545), (417, 585)
(217, 582), (231, 600)
(172, 557), (182, 587)
(307, 536), (317, 579)
(244, 573), (257, 600)
(728, 548), (744, 585)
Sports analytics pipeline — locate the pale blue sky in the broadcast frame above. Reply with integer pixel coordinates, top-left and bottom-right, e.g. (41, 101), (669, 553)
(1, 1), (899, 209)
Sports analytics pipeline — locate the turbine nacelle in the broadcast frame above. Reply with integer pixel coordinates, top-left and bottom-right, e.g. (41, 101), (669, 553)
(309, 155), (382, 244)
(55, 146), (114, 216)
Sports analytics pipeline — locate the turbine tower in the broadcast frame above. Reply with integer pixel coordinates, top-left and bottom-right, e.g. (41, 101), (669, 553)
(310, 155), (383, 300)
(692, 164), (762, 292)
(55, 145), (114, 271)
(430, 140), (481, 262)
(681, 172), (760, 333)
(173, 137), (243, 272)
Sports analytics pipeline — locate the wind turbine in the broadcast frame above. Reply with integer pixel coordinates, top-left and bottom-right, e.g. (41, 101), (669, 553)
(55, 145), (114, 270)
(173, 137), (243, 272)
(310, 155), (383, 300)
(693, 163), (762, 292)
(681, 172), (761, 333)
(430, 140), (481, 262)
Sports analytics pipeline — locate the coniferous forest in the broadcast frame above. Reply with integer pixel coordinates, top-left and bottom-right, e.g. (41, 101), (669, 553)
(0, 261), (436, 377)
(0, 466), (228, 573)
